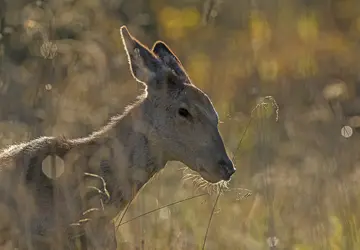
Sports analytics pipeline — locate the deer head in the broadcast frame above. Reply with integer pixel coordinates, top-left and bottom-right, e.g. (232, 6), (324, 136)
(120, 26), (235, 183)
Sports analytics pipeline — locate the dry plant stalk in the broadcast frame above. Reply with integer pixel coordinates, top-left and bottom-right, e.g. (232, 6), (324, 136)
(0, 25), (235, 249)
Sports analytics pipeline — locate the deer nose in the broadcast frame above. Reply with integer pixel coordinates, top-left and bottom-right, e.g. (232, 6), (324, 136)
(218, 158), (236, 180)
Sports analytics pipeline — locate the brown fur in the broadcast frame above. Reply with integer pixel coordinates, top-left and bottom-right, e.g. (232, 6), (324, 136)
(0, 26), (235, 249)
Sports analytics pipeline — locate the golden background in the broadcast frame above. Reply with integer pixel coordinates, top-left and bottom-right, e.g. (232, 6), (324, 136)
(1, 0), (360, 249)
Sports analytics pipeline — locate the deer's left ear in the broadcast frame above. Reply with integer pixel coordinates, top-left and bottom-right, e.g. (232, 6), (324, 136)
(152, 41), (188, 78)
(120, 26), (160, 85)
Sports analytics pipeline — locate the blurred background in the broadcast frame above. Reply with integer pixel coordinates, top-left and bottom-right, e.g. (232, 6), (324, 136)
(2, 0), (360, 249)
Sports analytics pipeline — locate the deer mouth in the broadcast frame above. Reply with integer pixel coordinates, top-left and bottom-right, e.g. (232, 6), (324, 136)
(198, 166), (223, 183)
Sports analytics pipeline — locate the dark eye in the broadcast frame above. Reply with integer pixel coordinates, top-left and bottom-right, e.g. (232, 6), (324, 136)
(178, 107), (190, 118)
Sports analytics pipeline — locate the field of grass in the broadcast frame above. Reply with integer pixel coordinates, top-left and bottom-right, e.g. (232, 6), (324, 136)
(2, 0), (360, 249)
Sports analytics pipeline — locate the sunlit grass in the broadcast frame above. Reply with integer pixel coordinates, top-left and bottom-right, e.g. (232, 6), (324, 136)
(2, 0), (360, 249)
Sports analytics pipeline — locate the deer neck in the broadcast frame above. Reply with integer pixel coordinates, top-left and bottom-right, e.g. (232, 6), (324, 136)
(92, 97), (167, 214)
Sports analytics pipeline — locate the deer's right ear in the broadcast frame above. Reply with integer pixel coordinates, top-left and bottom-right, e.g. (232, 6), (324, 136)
(120, 26), (160, 85)
(152, 41), (187, 77)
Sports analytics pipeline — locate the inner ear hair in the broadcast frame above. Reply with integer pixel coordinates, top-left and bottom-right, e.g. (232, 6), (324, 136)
(152, 41), (182, 65)
(120, 25), (160, 84)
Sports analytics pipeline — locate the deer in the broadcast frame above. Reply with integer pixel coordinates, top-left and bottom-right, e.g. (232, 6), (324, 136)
(0, 25), (236, 249)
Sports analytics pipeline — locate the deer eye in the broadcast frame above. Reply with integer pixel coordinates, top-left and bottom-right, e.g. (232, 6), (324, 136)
(178, 107), (191, 119)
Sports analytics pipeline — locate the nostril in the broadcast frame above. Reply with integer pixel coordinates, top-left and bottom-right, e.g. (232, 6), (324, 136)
(218, 158), (236, 175)
(218, 159), (228, 166)
(218, 158), (232, 167)
(228, 167), (236, 175)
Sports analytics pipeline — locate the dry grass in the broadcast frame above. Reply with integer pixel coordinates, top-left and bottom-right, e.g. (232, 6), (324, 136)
(2, 0), (360, 249)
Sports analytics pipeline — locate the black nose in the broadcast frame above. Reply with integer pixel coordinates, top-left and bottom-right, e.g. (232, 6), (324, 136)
(218, 158), (236, 179)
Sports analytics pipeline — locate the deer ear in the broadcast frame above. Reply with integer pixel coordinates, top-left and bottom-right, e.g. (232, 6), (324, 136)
(152, 41), (187, 78)
(152, 41), (181, 64)
(120, 26), (160, 84)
